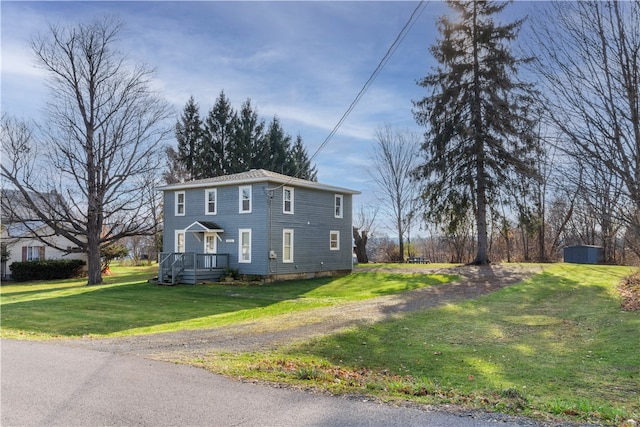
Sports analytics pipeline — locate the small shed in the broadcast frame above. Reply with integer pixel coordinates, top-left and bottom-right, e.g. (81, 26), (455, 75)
(563, 245), (603, 264)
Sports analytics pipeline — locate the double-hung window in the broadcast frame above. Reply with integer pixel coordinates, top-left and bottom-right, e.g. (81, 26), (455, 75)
(330, 230), (340, 250)
(239, 229), (252, 263)
(176, 231), (185, 253)
(23, 246), (44, 261)
(239, 185), (252, 213)
(283, 229), (294, 263)
(283, 187), (294, 214)
(334, 194), (343, 218)
(175, 191), (185, 216)
(205, 189), (217, 215)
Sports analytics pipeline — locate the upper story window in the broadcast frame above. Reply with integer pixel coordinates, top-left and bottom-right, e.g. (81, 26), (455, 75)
(239, 185), (252, 213)
(205, 189), (217, 215)
(175, 191), (185, 216)
(283, 187), (294, 214)
(334, 194), (343, 218)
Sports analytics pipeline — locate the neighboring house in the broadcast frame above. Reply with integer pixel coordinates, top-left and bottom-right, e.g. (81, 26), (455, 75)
(157, 169), (360, 284)
(1, 190), (86, 280)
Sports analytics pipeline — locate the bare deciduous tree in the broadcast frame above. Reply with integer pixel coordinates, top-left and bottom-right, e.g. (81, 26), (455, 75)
(1, 17), (172, 285)
(352, 204), (379, 263)
(369, 125), (421, 262)
(531, 0), (640, 255)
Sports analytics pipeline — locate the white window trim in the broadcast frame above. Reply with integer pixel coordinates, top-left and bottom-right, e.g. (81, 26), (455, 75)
(330, 230), (340, 251)
(283, 187), (294, 214)
(239, 228), (252, 263)
(205, 188), (217, 215)
(175, 230), (185, 253)
(175, 191), (185, 216)
(239, 185), (252, 213)
(283, 229), (294, 263)
(334, 194), (343, 218)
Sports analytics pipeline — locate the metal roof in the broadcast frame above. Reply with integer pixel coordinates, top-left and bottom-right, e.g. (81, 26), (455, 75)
(157, 169), (360, 195)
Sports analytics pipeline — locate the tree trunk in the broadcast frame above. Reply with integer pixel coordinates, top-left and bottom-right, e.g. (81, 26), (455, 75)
(474, 185), (489, 264)
(471, 1), (489, 265)
(353, 227), (369, 263)
(86, 236), (103, 285)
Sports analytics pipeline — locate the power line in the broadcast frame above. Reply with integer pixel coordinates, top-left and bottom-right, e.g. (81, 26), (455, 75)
(308, 0), (428, 165)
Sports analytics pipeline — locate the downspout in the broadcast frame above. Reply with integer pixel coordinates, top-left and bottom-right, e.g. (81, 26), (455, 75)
(266, 187), (276, 275)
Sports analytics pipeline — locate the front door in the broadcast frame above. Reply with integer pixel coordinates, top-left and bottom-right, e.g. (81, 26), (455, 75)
(204, 233), (217, 268)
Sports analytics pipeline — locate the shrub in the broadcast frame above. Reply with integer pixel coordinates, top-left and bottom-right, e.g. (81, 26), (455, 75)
(9, 259), (86, 282)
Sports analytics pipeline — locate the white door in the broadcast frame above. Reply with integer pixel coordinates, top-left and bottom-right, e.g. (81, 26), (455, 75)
(204, 233), (217, 268)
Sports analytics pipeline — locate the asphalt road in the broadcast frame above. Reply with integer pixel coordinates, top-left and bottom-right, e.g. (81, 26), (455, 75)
(1, 339), (538, 426)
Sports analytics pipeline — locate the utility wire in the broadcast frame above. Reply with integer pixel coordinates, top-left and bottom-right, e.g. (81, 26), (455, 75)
(268, 0), (428, 191)
(307, 0), (428, 165)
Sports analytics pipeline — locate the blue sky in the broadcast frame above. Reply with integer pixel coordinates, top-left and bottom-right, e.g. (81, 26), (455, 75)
(1, 1), (536, 218)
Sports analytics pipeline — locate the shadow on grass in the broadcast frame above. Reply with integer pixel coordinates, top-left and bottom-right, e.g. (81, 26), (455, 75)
(288, 267), (639, 419)
(1, 279), (330, 336)
(1, 270), (459, 337)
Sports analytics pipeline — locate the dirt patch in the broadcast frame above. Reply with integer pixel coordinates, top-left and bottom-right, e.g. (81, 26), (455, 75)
(59, 264), (542, 360)
(619, 270), (640, 311)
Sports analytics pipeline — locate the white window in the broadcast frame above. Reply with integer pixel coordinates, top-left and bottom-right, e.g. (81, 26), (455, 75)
(205, 189), (217, 215)
(334, 194), (343, 218)
(330, 230), (340, 250)
(175, 231), (185, 253)
(283, 229), (294, 263)
(283, 187), (294, 214)
(239, 229), (252, 263)
(175, 191), (185, 216)
(24, 246), (43, 261)
(239, 185), (252, 213)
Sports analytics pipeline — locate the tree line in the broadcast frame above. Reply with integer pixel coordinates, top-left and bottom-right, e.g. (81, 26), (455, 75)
(165, 92), (317, 184)
(363, 0), (639, 266)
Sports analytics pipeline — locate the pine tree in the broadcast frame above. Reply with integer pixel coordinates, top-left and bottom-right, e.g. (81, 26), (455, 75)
(230, 99), (265, 174)
(262, 116), (292, 174)
(199, 91), (236, 178)
(174, 96), (202, 180)
(290, 134), (317, 181)
(413, 0), (538, 264)
(169, 94), (318, 180)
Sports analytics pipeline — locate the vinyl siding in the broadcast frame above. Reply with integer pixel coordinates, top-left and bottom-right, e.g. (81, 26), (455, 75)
(162, 179), (354, 277)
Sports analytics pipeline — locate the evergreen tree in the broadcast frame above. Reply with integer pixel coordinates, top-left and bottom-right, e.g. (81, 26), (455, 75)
(174, 96), (202, 180)
(230, 99), (265, 174)
(169, 93), (318, 180)
(200, 91), (236, 178)
(290, 134), (317, 181)
(262, 116), (292, 174)
(413, 0), (538, 264)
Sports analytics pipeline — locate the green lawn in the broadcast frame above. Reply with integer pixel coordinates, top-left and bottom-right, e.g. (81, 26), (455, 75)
(2, 263), (637, 425)
(196, 264), (640, 425)
(0, 265), (456, 338)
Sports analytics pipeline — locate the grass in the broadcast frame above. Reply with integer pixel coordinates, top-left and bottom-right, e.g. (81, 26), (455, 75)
(192, 264), (640, 425)
(2, 262), (638, 425)
(0, 264), (456, 338)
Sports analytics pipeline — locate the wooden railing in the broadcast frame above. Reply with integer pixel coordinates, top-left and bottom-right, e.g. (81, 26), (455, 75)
(159, 252), (229, 285)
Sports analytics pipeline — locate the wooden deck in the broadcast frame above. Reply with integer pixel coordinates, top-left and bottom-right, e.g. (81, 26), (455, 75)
(158, 252), (229, 285)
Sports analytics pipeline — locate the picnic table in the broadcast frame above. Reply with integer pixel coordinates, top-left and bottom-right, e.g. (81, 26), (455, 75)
(407, 256), (429, 264)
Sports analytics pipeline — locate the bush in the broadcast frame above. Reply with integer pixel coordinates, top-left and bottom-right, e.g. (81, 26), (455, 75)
(9, 259), (86, 282)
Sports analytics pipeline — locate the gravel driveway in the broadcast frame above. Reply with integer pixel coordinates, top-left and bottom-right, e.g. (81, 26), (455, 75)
(60, 264), (542, 361)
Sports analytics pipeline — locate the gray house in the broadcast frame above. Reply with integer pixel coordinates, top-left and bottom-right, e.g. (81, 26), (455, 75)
(157, 169), (360, 284)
